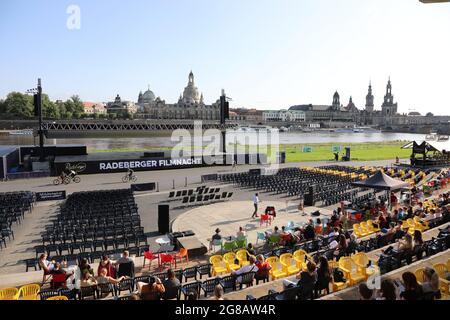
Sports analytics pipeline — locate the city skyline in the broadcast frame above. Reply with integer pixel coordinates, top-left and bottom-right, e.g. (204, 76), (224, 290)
(1, 0), (450, 114)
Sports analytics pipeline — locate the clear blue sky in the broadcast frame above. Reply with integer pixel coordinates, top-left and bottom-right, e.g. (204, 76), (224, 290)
(1, 0), (450, 114)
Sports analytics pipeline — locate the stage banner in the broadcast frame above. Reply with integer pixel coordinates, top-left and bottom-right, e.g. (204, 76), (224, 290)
(36, 191), (66, 201)
(131, 183), (156, 192)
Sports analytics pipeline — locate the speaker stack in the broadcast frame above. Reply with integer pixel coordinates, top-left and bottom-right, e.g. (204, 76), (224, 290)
(304, 185), (316, 206)
(158, 204), (170, 234)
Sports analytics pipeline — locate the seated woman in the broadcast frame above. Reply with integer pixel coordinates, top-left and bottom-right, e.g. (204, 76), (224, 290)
(280, 226), (293, 246)
(422, 267), (440, 298)
(333, 234), (348, 259)
(377, 279), (397, 300)
(314, 218), (323, 235)
(97, 255), (115, 278)
(413, 230), (424, 248)
(397, 234), (414, 253)
(136, 276), (165, 300)
(80, 270), (98, 288)
(254, 255), (271, 283)
(209, 228), (222, 251)
(97, 267), (127, 285)
(283, 261), (318, 300)
(38, 253), (54, 283)
(79, 258), (94, 277)
(400, 272), (424, 300)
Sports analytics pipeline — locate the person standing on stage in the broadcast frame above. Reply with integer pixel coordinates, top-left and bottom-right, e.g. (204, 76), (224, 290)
(252, 193), (260, 219)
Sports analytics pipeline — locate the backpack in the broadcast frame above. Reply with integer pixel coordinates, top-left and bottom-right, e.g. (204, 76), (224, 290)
(332, 268), (346, 283)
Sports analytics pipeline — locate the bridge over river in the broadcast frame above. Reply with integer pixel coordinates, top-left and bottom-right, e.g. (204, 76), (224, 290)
(29, 120), (240, 138)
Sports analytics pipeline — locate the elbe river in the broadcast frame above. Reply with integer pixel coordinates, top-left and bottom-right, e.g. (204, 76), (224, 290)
(0, 131), (427, 151)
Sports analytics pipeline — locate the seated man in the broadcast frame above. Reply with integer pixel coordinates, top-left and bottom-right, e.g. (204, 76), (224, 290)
(162, 269), (181, 300)
(231, 255), (258, 284)
(115, 250), (135, 278)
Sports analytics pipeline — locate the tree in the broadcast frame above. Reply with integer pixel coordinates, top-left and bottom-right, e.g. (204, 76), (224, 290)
(4, 92), (34, 118)
(42, 94), (60, 119)
(63, 95), (84, 117)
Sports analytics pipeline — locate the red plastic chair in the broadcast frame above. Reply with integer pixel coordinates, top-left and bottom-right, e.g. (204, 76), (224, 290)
(159, 253), (175, 271)
(143, 251), (159, 270)
(260, 214), (272, 227)
(174, 248), (189, 265)
(50, 273), (67, 289)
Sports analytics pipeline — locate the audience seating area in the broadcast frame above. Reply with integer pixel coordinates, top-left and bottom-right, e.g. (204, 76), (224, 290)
(25, 189), (149, 272)
(218, 166), (428, 207)
(0, 191), (35, 250)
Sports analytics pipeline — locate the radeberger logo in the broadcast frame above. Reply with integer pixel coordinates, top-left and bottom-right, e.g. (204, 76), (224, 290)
(65, 162), (87, 173)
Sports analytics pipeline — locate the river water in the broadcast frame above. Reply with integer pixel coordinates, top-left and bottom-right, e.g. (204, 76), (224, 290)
(0, 131), (427, 151)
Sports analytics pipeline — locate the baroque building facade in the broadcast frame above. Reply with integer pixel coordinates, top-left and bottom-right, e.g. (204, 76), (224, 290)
(135, 71), (220, 120)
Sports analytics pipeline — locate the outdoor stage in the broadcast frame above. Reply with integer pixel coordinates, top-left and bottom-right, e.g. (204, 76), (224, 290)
(171, 200), (334, 249)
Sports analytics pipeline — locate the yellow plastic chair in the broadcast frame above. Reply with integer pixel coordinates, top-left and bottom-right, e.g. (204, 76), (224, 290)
(265, 257), (287, 280)
(47, 296), (69, 300)
(359, 222), (374, 236)
(434, 263), (450, 296)
(328, 260), (347, 292)
(412, 217), (429, 233)
(280, 253), (300, 276)
(18, 284), (40, 300)
(236, 249), (250, 267)
(351, 252), (378, 279)
(338, 257), (366, 286)
(353, 224), (368, 238)
(0, 287), (19, 300)
(223, 252), (240, 272)
(414, 268), (425, 285)
(366, 220), (380, 233)
(209, 255), (228, 276)
(293, 249), (309, 270)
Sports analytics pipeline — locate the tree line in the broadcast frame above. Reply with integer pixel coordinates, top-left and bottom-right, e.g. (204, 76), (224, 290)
(0, 92), (133, 120)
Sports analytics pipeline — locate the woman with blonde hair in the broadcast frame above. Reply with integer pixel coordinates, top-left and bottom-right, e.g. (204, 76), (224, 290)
(213, 284), (225, 300)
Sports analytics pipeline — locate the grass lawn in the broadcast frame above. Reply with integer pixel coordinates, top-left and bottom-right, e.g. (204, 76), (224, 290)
(282, 141), (410, 163)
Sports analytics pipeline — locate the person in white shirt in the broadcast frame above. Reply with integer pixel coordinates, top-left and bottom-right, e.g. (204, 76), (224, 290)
(251, 193), (260, 219)
(236, 226), (246, 239)
(232, 256), (258, 284)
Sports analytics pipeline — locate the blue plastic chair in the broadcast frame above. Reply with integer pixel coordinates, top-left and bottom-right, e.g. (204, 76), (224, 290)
(256, 232), (266, 244)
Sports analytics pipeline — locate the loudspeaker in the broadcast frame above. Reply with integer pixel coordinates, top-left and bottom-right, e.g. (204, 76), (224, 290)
(304, 193), (315, 206)
(158, 205), (170, 234)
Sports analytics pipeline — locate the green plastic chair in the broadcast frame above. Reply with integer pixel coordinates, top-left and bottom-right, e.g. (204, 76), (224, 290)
(268, 235), (281, 248)
(221, 241), (237, 253)
(235, 237), (247, 249)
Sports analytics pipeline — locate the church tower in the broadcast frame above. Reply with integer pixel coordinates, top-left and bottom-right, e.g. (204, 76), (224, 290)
(332, 91), (340, 110)
(365, 81), (374, 113)
(381, 77), (398, 116)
